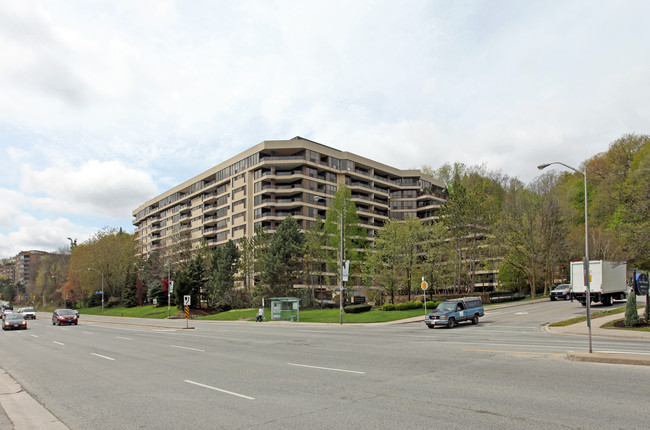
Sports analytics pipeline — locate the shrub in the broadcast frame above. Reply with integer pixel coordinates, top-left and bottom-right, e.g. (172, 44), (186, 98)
(343, 304), (372, 314)
(382, 303), (396, 311)
(425, 300), (442, 310)
(624, 291), (640, 326)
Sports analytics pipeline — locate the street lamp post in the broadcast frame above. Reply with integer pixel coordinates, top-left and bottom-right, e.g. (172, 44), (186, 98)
(315, 195), (346, 325)
(537, 161), (592, 353)
(87, 268), (104, 313)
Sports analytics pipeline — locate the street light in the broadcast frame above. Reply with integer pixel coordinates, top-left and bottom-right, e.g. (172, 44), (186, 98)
(87, 268), (104, 313)
(314, 194), (346, 325)
(537, 161), (592, 353)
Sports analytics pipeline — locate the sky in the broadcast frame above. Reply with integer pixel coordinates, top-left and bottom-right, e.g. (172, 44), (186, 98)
(1, 0), (648, 257)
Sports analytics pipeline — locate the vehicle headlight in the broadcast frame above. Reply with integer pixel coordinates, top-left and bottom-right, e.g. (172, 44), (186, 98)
(440, 315), (447, 319)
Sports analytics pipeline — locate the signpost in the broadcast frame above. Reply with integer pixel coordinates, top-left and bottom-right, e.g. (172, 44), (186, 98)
(184, 295), (190, 328)
(421, 277), (428, 314)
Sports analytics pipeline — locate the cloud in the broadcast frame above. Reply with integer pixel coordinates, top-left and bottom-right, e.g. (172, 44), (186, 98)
(0, 214), (91, 257)
(20, 159), (157, 218)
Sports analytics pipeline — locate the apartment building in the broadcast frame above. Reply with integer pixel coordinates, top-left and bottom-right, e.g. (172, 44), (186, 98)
(0, 250), (48, 288)
(132, 137), (446, 258)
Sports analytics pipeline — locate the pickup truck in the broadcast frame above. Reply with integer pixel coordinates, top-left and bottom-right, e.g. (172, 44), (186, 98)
(424, 297), (484, 328)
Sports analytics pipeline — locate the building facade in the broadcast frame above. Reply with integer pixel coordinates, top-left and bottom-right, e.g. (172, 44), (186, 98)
(132, 137), (446, 258)
(0, 250), (48, 288)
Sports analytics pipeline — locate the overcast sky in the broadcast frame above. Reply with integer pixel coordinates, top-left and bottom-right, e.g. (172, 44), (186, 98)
(1, 0), (648, 257)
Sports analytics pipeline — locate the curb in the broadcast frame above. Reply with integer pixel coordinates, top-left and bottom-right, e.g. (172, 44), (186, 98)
(567, 351), (650, 366)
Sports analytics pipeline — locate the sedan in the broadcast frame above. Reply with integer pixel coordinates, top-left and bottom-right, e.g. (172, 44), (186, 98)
(52, 309), (79, 326)
(550, 284), (572, 301)
(3, 313), (27, 330)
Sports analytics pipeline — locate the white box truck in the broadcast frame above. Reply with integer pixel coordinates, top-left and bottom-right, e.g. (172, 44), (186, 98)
(570, 260), (627, 306)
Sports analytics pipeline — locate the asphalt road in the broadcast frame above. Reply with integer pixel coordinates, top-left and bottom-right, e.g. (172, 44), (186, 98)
(1, 299), (649, 429)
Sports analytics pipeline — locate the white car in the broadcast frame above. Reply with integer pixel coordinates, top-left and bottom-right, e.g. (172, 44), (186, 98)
(19, 307), (36, 319)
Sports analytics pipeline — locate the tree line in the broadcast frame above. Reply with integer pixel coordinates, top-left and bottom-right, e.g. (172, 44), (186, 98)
(4, 134), (647, 310)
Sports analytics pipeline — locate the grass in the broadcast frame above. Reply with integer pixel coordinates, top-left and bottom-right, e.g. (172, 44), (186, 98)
(80, 304), (174, 319)
(602, 319), (650, 331)
(197, 307), (427, 323)
(74, 304), (429, 324)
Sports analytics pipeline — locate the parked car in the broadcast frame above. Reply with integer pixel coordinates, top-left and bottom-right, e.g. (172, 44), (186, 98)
(18, 307), (36, 319)
(550, 284), (571, 301)
(52, 309), (78, 326)
(3, 313), (27, 331)
(424, 297), (484, 328)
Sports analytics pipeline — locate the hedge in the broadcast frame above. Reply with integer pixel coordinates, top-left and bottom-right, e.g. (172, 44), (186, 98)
(343, 304), (372, 314)
(382, 300), (443, 311)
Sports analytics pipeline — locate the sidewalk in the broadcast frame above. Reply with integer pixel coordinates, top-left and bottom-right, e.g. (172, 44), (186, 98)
(545, 311), (650, 366)
(0, 369), (69, 429)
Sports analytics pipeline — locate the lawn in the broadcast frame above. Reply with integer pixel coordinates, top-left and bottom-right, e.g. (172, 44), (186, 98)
(80, 304), (174, 319)
(197, 307), (427, 323)
(76, 304), (429, 324)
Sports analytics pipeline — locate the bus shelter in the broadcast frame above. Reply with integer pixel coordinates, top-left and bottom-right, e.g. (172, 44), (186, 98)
(269, 297), (300, 321)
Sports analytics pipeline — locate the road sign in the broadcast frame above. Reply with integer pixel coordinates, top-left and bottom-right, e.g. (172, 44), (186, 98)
(421, 281), (428, 290)
(184, 295), (191, 306)
(184, 306), (190, 319)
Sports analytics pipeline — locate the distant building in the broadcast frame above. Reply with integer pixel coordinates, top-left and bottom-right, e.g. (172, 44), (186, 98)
(132, 137), (446, 257)
(1, 250), (48, 288)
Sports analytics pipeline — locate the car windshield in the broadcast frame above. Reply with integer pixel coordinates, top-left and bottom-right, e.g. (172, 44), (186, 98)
(6, 314), (23, 321)
(555, 285), (570, 291)
(436, 303), (457, 312)
(58, 310), (76, 316)
(23, 308), (35, 312)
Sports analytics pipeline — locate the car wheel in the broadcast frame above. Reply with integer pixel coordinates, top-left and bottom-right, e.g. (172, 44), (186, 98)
(52, 320), (55, 325)
(564, 295), (570, 300)
(580, 301), (586, 307)
(471, 315), (479, 325)
(550, 296), (556, 301)
(447, 317), (456, 328)
(427, 325), (435, 329)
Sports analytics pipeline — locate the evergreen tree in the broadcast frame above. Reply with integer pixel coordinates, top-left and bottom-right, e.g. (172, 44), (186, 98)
(174, 254), (205, 310)
(121, 265), (138, 307)
(624, 290), (640, 326)
(260, 216), (305, 298)
(208, 240), (240, 310)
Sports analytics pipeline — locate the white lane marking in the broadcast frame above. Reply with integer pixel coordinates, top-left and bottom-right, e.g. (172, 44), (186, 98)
(184, 380), (255, 400)
(153, 329), (177, 332)
(91, 353), (115, 361)
(170, 344), (205, 352)
(30, 334), (39, 338)
(515, 312), (528, 315)
(83, 331), (95, 335)
(52, 341), (64, 346)
(116, 336), (132, 340)
(286, 363), (366, 374)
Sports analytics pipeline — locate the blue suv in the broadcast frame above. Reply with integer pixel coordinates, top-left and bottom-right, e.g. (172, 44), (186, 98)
(425, 297), (484, 328)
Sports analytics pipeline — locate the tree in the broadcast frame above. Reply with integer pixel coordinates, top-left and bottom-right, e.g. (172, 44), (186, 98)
(303, 217), (327, 307)
(365, 220), (407, 305)
(207, 240), (240, 310)
(260, 216), (305, 298)
(624, 290), (640, 326)
(174, 253), (205, 310)
(421, 221), (454, 297)
(121, 265), (138, 307)
(497, 180), (545, 297)
(322, 185), (367, 300)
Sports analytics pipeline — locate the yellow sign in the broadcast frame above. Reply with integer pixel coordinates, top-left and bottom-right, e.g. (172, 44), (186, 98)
(421, 281), (428, 290)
